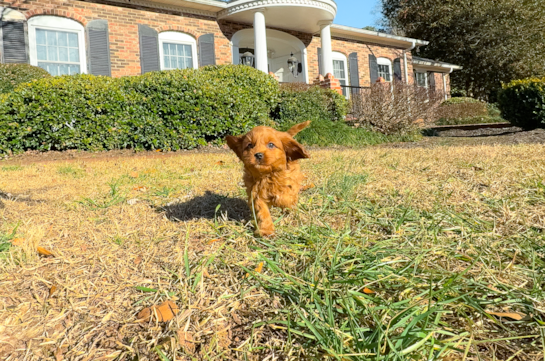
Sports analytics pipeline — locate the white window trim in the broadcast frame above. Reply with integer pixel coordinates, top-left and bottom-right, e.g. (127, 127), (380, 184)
(28, 16), (87, 74)
(158, 31), (198, 70)
(415, 71), (428, 88)
(332, 51), (349, 98)
(377, 57), (392, 82)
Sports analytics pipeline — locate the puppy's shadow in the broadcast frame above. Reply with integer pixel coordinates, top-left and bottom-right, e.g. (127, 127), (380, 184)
(159, 191), (250, 222)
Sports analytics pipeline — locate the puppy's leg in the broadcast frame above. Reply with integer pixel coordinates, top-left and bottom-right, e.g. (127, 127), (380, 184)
(250, 197), (274, 237)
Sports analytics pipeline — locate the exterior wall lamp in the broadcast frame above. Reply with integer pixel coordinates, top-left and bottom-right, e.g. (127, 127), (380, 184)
(240, 51), (255, 67)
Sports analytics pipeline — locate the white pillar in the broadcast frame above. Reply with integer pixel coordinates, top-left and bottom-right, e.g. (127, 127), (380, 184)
(254, 10), (268, 73)
(319, 22), (333, 76)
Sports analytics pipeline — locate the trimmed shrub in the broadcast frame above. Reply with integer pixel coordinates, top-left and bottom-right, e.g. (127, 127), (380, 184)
(0, 63), (51, 94)
(434, 97), (505, 125)
(271, 83), (348, 128)
(0, 65), (279, 154)
(498, 77), (545, 129)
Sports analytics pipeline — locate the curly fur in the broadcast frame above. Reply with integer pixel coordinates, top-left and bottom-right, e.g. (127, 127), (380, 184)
(226, 121), (311, 237)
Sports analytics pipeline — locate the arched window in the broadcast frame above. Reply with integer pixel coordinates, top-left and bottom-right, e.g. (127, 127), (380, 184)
(377, 57), (392, 82)
(332, 52), (349, 97)
(158, 31), (198, 70)
(28, 16), (86, 75)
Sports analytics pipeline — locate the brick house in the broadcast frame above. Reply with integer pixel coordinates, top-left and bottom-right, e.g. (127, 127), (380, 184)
(0, 0), (461, 97)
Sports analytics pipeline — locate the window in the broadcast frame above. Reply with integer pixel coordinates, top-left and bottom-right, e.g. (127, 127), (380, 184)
(158, 32), (197, 70)
(377, 57), (392, 82)
(28, 16), (86, 75)
(415, 72), (428, 88)
(332, 52), (349, 98)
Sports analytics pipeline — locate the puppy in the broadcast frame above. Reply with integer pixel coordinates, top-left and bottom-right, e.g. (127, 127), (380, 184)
(226, 121), (311, 237)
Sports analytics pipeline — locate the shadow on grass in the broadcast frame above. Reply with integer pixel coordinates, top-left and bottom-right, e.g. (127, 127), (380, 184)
(159, 191), (250, 222)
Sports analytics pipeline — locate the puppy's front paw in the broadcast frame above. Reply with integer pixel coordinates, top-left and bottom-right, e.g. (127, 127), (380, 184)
(255, 227), (275, 238)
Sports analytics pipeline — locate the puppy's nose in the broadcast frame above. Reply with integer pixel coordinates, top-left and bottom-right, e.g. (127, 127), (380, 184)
(254, 153), (264, 160)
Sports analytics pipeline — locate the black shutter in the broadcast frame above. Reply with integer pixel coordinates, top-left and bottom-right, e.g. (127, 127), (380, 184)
(393, 58), (402, 82)
(428, 71), (436, 90)
(369, 54), (378, 83)
(138, 24), (159, 74)
(317, 47), (322, 75)
(348, 52), (359, 88)
(87, 20), (111, 76)
(1, 20), (28, 63)
(198, 33), (215, 67)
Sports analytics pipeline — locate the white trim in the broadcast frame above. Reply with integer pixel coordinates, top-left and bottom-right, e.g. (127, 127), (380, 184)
(219, 0), (337, 19)
(377, 57), (392, 82)
(332, 51), (349, 97)
(28, 16), (87, 74)
(158, 31), (198, 70)
(415, 71), (428, 88)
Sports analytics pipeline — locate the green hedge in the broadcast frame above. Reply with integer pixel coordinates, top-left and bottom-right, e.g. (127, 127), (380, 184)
(435, 97), (506, 125)
(498, 77), (545, 129)
(0, 65), (280, 154)
(0, 63), (51, 94)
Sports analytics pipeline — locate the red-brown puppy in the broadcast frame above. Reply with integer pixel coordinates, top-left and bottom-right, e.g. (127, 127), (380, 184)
(226, 121), (311, 237)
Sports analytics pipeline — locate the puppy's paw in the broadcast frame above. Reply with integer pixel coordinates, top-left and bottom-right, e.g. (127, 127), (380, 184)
(255, 227), (275, 238)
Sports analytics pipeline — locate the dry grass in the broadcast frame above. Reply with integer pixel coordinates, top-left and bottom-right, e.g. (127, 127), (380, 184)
(0, 143), (544, 360)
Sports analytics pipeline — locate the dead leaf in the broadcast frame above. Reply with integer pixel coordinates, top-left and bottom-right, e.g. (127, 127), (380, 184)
(363, 287), (376, 295)
(255, 262), (264, 273)
(487, 311), (527, 321)
(216, 160), (225, 166)
(10, 238), (24, 246)
(130, 172), (139, 178)
(49, 286), (57, 297)
(134, 255), (143, 265)
(37, 247), (54, 257)
(232, 312), (242, 325)
(177, 330), (195, 355)
(133, 186), (147, 192)
(138, 300), (180, 322)
(472, 166), (483, 171)
(207, 238), (221, 245)
(300, 183), (316, 192)
(54, 346), (63, 361)
(156, 149), (162, 152)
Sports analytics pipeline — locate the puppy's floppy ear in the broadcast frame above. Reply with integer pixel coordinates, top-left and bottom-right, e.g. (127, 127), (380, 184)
(286, 120), (311, 137)
(282, 135), (310, 162)
(225, 135), (244, 160)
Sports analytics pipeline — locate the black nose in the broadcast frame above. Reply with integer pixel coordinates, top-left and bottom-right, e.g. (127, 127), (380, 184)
(254, 153), (264, 160)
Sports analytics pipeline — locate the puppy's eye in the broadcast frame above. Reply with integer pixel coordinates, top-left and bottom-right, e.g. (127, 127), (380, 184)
(246, 143), (254, 150)
(267, 142), (275, 149)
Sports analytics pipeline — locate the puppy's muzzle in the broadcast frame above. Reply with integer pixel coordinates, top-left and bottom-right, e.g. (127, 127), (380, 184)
(254, 153), (264, 161)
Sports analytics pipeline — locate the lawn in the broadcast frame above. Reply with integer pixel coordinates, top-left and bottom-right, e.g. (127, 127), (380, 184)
(1, 143), (544, 361)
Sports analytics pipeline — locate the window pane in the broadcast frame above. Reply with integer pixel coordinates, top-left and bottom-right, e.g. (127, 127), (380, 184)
(58, 64), (69, 75)
(177, 44), (183, 57)
(69, 65), (80, 74)
(69, 48), (79, 62)
(37, 45), (47, 61)
(58, 47), (69, 62)
(46, 31), (58, 46)
(36, 29), (46, 45)
(163, 43), (170, 56)
(68, 33), (78, 47)
(47, 46), (58, 61)
(58, 32), (68, 47)
(333, 60), (345, 80)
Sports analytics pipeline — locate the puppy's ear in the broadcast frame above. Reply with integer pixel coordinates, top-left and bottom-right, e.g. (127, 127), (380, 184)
(282, 135), (310, 162)
(225, 135), (244, 160)
(286, 120), (311, 137)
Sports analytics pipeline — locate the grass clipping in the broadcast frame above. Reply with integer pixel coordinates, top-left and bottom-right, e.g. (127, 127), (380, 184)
(0, 143), (544, 361)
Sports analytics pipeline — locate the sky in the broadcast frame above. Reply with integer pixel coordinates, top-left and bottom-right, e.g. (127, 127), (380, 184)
(333, 0), (382, 29)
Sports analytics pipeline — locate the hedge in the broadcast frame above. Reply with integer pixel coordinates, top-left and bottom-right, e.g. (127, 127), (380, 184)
(435, 97), (505, 125)
(0, 65), (279, 154)
(498, 77), (545, 129)
(0, 63), (51, 94)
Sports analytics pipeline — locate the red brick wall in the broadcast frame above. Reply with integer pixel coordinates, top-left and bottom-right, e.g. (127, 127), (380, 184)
(1, 0), (232, 77)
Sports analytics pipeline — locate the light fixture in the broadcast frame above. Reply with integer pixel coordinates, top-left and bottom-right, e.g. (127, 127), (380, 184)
(240, 51), (255, 67)
(287, 52), (299, 77)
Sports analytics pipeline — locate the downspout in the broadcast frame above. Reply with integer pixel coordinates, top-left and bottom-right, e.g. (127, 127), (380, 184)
(403, 40), (416, 84)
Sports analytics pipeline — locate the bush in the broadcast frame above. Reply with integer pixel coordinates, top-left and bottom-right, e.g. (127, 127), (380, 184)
(271, 83), (348, 128)
(434, 97), (505, 125)
(350, 83), (443, 135)
(0, 65), (279, 154)
(0, 63), (51, 94)
(498, 77), (545, 129)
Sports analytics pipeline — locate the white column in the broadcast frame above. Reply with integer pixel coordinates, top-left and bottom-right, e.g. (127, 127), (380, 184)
(254, 10), (268, 73)
(320, 22), (333, 76)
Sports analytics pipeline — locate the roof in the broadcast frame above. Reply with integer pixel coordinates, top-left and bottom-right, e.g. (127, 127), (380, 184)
(331, 24), (429, 49)
(412, 56), (463, 72)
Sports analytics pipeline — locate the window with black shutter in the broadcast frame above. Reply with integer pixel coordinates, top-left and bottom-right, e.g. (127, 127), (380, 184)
(369, 54), (378, 83)
(198, 33), (215, 67)
(393, 58), (402, 82)
(1, 15), (28, 63)
(138, 24), (159, 74)
(86, 20), (111, 76)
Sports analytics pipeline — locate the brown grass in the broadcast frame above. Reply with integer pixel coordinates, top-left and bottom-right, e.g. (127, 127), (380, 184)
(1, 143), (545, 360)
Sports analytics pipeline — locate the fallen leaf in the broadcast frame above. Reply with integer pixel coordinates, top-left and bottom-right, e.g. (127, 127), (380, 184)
(81, 244), (88, 252)
(487, 311), (527, 321)
(10, 238), (24, 246)
(232, 312), (242, 325)
(134, 255), (143, 265)
(156, 149), (162, 152)
(216, 160), (225, 166)
(177, 330), (195, 355)
(54, 346), (63, 361)
(300, 183), (315, 192)
(363, 287), (376, 295)
(472, 166), (484, 171)
(133, 186), (147, 192)
(37, 247), (54, 257)
(49, 286), (57, 297)
(255, 262), (264, 273)
(130, 172), (139, 178)
(207, 238), (221, 245)
(138, 300), (180, 322)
